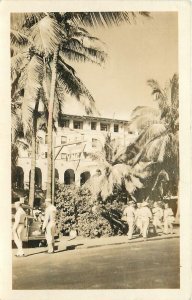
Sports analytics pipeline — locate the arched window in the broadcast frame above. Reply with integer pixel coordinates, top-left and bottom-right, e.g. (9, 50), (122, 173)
(80, 171), (91, 186)
(64, 169), (75, 185)
(13, 166), (24, 189)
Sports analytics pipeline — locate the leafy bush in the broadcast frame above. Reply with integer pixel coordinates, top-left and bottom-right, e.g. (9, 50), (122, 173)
(54, 183), (127, 238)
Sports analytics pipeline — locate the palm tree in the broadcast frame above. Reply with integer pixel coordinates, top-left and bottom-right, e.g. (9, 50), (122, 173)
(127, 74), (179, 196)
(85, 134), (151, 202)
(11, 12), (150, 202)
(11, 14), (106, 203)
(11, 28), (46, 206)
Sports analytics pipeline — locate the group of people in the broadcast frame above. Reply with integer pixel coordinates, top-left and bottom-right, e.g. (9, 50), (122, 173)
(122, 200), (175, 241)
(13, 196), (175, 257)
(13, 198), (57, 257)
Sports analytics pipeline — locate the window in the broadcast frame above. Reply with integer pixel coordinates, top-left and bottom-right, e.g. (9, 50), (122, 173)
(45, 152), (48, 158)
(61, 136), (67, 144)
(92, 138), (98, 148)
(100, 123), (109, 131)
(91, 122), (97, 130)
(63, 120), (69, 128)
(114, 124), (119, 132)
(73, 121), (83, 129)
(60, 119), (69, 128)
(45, 135), (48, 144)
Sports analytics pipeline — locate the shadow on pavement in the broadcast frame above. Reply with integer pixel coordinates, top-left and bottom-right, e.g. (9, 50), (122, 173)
(24, 250), (48, 257)
(22, 243), (85, 257)
(55, 244), (84, 253)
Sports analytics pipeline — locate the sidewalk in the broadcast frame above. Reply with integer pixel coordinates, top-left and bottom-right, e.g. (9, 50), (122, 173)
(12, 226), (179, 257)
(61, 225), (179, 250)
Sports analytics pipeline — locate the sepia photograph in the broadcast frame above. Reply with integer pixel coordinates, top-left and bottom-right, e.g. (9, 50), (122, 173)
(10, 10), (180, 290)
(0, 1), (191, 299)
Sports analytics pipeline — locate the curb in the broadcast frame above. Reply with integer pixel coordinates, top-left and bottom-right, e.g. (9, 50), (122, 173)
(12, 233), (180, 256)
(63, 233), (180, 251)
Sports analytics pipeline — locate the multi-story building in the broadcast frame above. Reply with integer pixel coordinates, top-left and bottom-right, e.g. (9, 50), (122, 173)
(13, 114), (137, 193)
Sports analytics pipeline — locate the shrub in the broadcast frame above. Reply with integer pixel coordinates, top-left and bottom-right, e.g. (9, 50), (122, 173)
(54, 183), (126, 238)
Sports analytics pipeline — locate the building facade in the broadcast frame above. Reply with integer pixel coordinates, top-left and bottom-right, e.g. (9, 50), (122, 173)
(13, 114), (137, 191)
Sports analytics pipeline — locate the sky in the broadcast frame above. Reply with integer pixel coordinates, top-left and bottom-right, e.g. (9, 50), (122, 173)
(63, 12), (178, 120)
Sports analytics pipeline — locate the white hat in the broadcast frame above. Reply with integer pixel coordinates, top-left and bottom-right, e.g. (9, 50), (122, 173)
(45, 198), (51, 203)
(142, 201), (149, 207)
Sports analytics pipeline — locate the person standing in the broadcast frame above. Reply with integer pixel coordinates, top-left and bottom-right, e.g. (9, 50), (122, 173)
(163, 203), (175, 234)
(152, 202), (163, 234)
(42, 198), (57, 254)
(12, 200), (26, 257)
(140, 201), (152, 241)
(135, 203), (142, 235)
(123, 201), (136, 240)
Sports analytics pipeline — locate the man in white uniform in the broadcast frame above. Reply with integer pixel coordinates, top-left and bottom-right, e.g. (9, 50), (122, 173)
(135, 203), (142, 234)
(13, 200), (26, 257)
(140, 201), (152, 240)
(42, 198), (57, 254)
(123, 201), (136, 240)
(152, 202), (163, 234)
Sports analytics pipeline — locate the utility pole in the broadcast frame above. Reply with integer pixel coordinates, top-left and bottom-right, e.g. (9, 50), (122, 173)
(52, 134), (55, 204)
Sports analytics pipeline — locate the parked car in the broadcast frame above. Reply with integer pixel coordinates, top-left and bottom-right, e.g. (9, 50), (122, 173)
(12, 204), (59, 246)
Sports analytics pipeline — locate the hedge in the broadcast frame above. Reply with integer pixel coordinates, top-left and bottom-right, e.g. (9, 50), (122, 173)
(54, 183), (127, 238)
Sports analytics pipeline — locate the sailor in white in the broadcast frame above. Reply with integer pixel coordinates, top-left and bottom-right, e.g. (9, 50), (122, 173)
(123, 201), (136, 240)
(13, 200), (26, 257)
(140, 201), (152, 240)
(135, 203), (142, 234)
(42, 198), (57, 254)
(163, 203), (175, 234)
(152, 202), (163, 233)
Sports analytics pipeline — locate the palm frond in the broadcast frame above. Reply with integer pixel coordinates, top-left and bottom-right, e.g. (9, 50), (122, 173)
(11, 109), (24, 142)
(58, 54), (98, 115)
(88, 151), (110, 167)
(170, 73), (179, 108)
(131, 105), (159, 116)
(63, 37), (106, 65)
(157, 135), (170, 162)
(21, 55), (43, 132)
(69, 12), (150, 28)
(137, 123), (167, 147)
(10, 29), (30, 49)
(130, 105), (161, 132)
(132, 127), (168, 165)
(147, 79), (164, 97)
(130, 114), (160, 132)
(11, 51), (29, 78)
(30, 16), (66, 55)
(11, 13), (46, 30)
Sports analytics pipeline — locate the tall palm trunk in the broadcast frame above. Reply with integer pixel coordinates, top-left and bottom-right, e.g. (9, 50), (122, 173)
(29, 100), (39, 207)
(46, 46), (59, 201)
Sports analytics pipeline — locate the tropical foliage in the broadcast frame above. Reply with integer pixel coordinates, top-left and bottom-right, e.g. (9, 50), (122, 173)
(127, 74), (179, 196)
(85, 134), (151, 202)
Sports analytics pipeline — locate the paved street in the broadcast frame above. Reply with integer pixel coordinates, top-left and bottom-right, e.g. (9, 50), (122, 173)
(13, 237), (179, 289)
